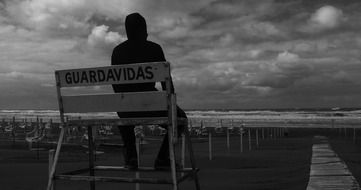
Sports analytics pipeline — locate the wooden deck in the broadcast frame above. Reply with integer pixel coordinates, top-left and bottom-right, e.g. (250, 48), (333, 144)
(307, 136), (360, 190)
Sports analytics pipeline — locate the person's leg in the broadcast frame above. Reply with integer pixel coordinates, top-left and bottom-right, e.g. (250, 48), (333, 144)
(155, 128), (169, 163)
(118, 125), (138, 169)
(154, 106), (187, 168)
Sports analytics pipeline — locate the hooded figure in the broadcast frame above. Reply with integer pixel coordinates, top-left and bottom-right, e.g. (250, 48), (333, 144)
(111, 13), (187, 170)
(112, 13), (166, 92)
(125, 13), (148, 41)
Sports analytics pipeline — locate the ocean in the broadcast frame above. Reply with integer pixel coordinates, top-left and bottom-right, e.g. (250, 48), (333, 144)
(0, 108), (360, 128)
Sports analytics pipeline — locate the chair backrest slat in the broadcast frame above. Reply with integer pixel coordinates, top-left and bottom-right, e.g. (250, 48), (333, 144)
(56, 62), (170, 87)
(56, 62), (172, 118)
(62, 92), (167, 113)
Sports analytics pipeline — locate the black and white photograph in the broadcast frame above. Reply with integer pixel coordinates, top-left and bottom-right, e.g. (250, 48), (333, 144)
(0, 0), (361, 189)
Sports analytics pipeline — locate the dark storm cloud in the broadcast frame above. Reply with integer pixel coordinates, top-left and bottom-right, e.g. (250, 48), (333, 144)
(0, 0), (361, 109)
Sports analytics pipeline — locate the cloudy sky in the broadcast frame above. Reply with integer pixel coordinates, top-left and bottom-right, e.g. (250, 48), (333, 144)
(0, 0), (361, 110)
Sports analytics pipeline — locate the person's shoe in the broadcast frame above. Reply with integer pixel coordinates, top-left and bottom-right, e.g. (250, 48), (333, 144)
(154, 159), (181, 171)
(124, 158), (138, 170)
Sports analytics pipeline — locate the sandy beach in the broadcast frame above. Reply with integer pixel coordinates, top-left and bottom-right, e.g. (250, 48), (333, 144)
(0, 127), (339, 190)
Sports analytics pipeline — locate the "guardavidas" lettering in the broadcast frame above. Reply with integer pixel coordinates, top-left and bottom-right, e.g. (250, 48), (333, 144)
(65, 66), (154, 84)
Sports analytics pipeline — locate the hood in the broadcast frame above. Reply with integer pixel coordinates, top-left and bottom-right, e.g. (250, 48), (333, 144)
(125, 13), (148, 41)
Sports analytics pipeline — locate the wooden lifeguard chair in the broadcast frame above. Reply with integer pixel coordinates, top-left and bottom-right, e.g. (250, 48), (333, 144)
(47, 62), (200, 190)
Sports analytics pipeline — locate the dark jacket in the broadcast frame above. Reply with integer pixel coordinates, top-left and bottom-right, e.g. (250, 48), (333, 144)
(111, 13), (185, 118)
(111, 40), (166, 92)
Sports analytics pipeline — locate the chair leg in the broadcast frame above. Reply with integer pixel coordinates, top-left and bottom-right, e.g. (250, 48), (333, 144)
(167, 125), (178, 190)
(46, 127), (66, 190)
(88, 126), (95, 190)
(184, 129), (200, 190)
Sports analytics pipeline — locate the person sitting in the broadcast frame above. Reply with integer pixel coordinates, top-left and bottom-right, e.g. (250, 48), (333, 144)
(111, 12), (187, 170)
